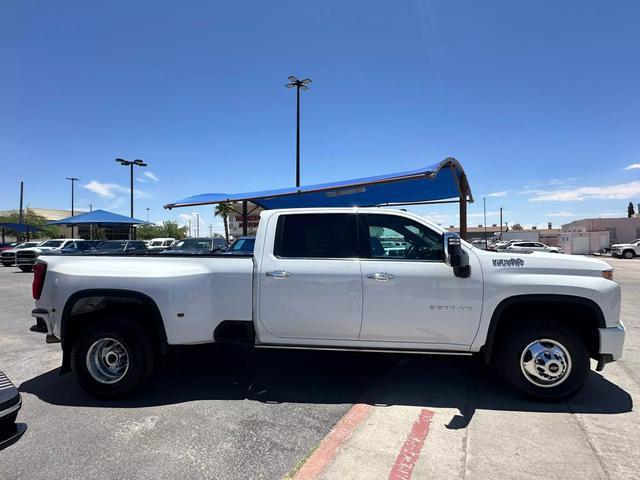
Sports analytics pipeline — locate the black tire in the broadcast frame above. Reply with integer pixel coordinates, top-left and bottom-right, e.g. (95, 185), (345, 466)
(70, 317), (156, 398)
(2, 263), (13, 267)
(496, 321), (589, 401)
(623, 250), (634, 259)
(18, 266), (33, 272)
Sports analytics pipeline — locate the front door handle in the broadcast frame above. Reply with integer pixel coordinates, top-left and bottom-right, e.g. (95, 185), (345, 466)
(265, 270), (291, 279)
(367, 272), (395, 281)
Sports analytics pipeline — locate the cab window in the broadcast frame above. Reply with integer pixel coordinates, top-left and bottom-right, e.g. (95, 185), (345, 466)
(359, 214), (444, 261)
(274, 213), (358, 258)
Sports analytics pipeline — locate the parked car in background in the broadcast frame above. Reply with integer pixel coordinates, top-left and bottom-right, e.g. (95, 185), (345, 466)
(471, 239), (489, 250)
(0, 369), (25, 450)
(161, 237), (227, 254)
(1, 242), (40, 266)
(0, 242), (19, 252)
(225, 236), (255, 255)
(146, 238), (175, 251)
(611, 239), (640, 259)
(84, 240), (148, 254)
(41, 240), (101, 256)
(507, 241), (562, 254)
(16, 239), (83, 272)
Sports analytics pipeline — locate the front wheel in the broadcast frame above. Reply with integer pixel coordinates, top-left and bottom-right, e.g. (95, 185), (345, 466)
(623, 250), (635, 259)
(71, 318), (156, 398)
(498, 323), (589, 401)
(18, 266), (33, 272)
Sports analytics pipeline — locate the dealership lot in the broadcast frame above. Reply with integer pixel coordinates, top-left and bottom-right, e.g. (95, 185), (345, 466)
(0, 258), (638, 479)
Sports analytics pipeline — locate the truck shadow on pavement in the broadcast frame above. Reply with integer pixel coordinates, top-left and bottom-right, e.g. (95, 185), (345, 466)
(20, 345), (632, 428)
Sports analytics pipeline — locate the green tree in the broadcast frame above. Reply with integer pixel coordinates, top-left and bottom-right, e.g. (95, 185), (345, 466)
(136, 221), (187, 240)
(628, 202), (635, 218)
(214, 203), (232, 243)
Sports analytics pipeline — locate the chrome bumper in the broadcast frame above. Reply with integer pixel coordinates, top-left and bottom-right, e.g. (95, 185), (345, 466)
(598, 323), (625, 361)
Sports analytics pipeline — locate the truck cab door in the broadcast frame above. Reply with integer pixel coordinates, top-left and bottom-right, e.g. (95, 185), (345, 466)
(358, 213), (483, 347)
(257, 212), (362, 341)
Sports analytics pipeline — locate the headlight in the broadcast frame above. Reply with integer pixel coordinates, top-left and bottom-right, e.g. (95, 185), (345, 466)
(602, 270), (614, 281)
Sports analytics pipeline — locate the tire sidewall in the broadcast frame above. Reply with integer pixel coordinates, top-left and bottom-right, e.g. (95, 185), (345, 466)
(71, 318), (154, 397)
(623, 250), (634, 259)
(502, 325), (589, 400)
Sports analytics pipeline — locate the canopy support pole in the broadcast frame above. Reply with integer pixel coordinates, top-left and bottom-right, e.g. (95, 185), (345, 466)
(242, 201), (248, 236)
(459, 173), (469, 240)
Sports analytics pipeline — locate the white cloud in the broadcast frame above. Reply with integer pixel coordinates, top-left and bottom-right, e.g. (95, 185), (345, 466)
(83, 180), (149, 200)
(546, 211), (575, 217)
(136, 177), (146, 183)
(623, 163), (640, 171)
(528, 181), (640, 202)
(144, 171), (159, 182)
(487, 191), (508, 198)
(84, 181), (123, 199)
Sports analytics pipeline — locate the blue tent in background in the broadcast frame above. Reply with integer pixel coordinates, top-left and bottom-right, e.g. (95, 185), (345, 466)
(47, 209), (149, 226)
(0, 223), (41, 233)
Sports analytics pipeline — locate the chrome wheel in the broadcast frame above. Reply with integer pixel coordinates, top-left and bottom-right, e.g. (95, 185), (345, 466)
(86, 338), (129, 384)
(520, 339), (572, 388)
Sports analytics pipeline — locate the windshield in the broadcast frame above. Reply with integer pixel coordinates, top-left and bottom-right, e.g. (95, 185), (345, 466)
(230, 238), (255, 252)
(94, 241), (126, 251)
(40, 240), (63, 248)
(149, 241), (163, 246)
(172, 239), (211, 250)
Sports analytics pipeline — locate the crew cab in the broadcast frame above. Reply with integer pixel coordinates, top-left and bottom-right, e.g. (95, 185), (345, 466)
(611, 239), (640, 259)
(16, 239), (83, 272)
(31, 208), (625, 401)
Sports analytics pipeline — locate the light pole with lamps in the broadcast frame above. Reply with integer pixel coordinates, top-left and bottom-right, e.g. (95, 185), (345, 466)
(285, 75), (312, 187)
(115, 158), (147, 239)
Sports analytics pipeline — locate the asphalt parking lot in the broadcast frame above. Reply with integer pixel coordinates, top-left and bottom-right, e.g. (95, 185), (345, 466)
(0, 258), (638, 479)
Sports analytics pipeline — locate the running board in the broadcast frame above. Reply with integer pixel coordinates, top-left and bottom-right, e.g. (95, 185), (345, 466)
(254, 344), (473, 356)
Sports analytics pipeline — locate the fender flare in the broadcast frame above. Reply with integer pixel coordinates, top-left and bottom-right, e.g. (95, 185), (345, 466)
(480, 294), (606, 363)
(59, 289), (168, 373)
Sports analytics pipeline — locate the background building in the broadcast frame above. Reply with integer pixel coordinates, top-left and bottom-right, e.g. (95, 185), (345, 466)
(560, 217), (640, 254)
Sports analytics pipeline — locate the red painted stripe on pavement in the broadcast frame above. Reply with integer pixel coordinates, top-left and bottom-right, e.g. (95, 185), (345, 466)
(388, 408), (434, 480)
(293, 403), (374, 480)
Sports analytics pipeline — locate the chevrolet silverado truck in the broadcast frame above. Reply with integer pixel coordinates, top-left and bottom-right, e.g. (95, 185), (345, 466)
(16, 239), (83, 272)
(30, 208), (625, 400)
(611, 239), (640, 259)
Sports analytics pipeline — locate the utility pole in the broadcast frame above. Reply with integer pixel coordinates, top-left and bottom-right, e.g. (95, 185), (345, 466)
(66, 177), (79, 238)
(18, 181), (24, 241)
(116, 158), (147, 239)
(285, 76), (312, 187)
(194, 213), (200, 237)
(188, 219), (192, 237)
(146, 208), (150, 223)
(209, 224), (213, 238)
(483, 197), (488, 250)
(499, 207), (503, 240)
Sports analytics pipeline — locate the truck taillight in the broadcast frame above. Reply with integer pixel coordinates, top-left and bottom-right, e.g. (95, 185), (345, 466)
(33, 263), (47, 299)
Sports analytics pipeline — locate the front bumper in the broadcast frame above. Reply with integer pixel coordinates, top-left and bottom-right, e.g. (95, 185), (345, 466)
(0, 370), (25, 451)
(598, 323), (625, 362)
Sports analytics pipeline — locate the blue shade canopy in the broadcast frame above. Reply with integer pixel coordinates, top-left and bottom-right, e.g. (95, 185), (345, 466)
(47, 209), (149, 225)
(0, 223), (41, 233)
(165, 157), (471, 210)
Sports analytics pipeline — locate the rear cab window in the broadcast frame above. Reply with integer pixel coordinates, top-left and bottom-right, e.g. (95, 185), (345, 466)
(274, 213), (358, 258)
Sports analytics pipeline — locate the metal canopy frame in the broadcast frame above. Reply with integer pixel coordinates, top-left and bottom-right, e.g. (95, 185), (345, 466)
(165, 157), (473, 239)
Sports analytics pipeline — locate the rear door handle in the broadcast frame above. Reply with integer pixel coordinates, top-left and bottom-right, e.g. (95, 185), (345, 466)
(265, 270), (291, 279)
(367, 272), (395, 281)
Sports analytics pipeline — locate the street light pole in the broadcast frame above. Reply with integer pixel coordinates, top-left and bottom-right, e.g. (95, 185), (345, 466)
(285, 76), (312, 187)
(146, 208), (150, 223)
(116, 158), (147, 239)
(66, 177), (79, 238)
(194, 213), (200, 237)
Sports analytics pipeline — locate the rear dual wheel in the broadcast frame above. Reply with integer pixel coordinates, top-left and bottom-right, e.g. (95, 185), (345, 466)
(71, 317), (156, 398)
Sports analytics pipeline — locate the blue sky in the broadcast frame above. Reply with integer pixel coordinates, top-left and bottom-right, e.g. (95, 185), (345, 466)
(2, 0), (639, 233)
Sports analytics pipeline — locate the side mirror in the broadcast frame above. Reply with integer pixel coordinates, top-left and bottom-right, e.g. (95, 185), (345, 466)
(443, 233), (471, 278)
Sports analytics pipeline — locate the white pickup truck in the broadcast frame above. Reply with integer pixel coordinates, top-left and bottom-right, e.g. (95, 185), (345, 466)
(31, 208), (625, 400)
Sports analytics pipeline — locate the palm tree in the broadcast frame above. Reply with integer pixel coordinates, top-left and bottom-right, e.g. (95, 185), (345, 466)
(214, 203), (232, 244)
